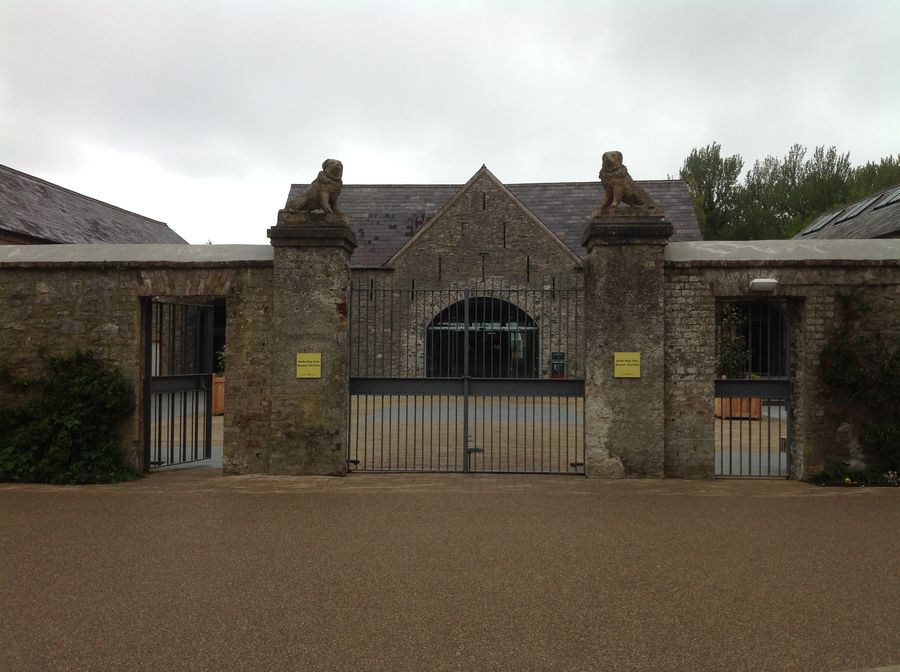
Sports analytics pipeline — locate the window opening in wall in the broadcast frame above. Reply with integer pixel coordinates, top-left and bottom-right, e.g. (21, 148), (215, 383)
(502, 221), (507, 248)
(480, 253), (487, 282)
(715, 300), (789, 378)
(438, 257), (442, 281)
(482, 192), (486, 210)
(526, 255), (531, 282)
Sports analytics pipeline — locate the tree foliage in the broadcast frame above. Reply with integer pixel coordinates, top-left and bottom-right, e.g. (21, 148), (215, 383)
(679, 143), (743, 240)
(680, 143), (899, 240)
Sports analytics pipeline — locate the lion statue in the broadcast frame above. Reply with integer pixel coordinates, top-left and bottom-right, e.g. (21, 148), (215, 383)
(285, 159), (344, 215)
(598, 151), (659, 212)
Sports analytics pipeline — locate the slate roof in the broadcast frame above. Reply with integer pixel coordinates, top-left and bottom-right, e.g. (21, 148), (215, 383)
(0, 164), (187, 244)
(795, 183), (900, 240)
(286, 178), (701, 267)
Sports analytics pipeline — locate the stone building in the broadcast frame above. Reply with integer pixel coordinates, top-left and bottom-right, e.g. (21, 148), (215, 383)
(0, 164), (186, 244)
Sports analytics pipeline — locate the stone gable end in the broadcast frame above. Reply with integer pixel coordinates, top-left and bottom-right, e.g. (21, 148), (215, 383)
(388, 171), (582, 287)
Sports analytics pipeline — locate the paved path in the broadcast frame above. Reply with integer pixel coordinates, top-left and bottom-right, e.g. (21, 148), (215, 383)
(2, 472), (898, 671)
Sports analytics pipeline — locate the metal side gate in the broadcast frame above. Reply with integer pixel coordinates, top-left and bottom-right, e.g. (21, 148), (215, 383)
(714, 379), (791, 477)
(714, 299), (792, 477)
(348, 283), (585, 474)
(143, 299), (214, 470)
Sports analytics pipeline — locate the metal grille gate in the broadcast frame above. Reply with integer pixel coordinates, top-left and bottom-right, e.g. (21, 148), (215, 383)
(143, 299), (214, 470)
(348, 283), (585, 474)
(714, 300), (791, 477)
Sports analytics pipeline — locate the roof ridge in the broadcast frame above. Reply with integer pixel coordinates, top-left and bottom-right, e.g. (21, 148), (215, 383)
(326, 179), (684, 188)
(292, 182), (463, 189)
(0, 163), (170, 227)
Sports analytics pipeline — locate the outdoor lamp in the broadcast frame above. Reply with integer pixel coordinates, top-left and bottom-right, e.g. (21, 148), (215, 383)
(749, 278), (779, 292)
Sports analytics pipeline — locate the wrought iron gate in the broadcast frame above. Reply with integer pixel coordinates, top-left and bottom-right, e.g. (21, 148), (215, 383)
(143, 299), (214, 470)
(714, 300), (791, 477)
(348, 283), (585, 473)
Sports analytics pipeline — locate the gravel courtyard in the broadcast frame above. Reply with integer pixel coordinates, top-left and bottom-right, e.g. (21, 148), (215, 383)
(2, 471), (898, 672)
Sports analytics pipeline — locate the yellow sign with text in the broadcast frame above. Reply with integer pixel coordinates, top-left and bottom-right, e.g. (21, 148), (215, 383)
(614, 352), (641, 378)
(296, 353), (322, 379)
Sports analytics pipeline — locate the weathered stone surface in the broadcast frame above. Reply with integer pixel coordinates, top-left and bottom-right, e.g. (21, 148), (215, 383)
(662, 246), (900, 479)
(263, 212), (356, 475)
(583, 215), (672, 478)
(597, 151), (662, 215)
(284, 159), (344, 215)
(0, 262), (260, 470)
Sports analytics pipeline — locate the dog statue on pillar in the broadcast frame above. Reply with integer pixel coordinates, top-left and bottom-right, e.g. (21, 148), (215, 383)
(597, 151), (661, 215)
(285, 159), (344, 215)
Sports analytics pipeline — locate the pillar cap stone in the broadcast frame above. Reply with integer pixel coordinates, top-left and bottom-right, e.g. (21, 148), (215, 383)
(582, 213), (673, 251)
(267, 210), (358, 253)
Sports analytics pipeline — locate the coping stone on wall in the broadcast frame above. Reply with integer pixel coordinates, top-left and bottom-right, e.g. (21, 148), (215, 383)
(0, 244), (274, 267)
(666, 240), (900, 264)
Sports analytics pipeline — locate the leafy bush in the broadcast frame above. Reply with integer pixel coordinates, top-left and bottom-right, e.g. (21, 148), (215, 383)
(0, 352), (140, 484)
(819, 293), (900, 474)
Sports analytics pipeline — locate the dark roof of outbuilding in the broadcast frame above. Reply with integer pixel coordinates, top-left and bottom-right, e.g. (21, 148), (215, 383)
(0, 164), (187, 244)
(795, 183), (900, 240)
(286, 178), (701, 267)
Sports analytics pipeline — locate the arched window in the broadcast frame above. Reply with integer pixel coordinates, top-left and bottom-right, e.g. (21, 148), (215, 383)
(426, 297), (538, 378)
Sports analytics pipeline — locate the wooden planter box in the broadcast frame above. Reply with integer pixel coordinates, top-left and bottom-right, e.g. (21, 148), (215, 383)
(714, 397), (761, 419)
(212, 374), (225, 416)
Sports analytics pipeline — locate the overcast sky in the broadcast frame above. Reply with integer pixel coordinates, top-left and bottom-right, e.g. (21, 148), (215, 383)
(2, 0), (898, 244)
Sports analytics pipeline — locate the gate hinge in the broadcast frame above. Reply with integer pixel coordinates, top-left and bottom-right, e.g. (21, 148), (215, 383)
(570, 462), (584, 468)
(466, 448), (484, 454)
(347, 459), (360, 466)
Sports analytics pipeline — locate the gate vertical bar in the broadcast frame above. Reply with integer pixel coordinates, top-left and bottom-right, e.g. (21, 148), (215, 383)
(142, 299), (152, 472)
(204, 304), (214, 459)
(463, 289), (471, 472)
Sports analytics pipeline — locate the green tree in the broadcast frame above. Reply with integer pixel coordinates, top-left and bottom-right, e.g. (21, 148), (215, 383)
(679, 142), (743, 240)
(847, 154), (900, 201)
(737, 145), (852, 238)
(679, 143), (897, 240)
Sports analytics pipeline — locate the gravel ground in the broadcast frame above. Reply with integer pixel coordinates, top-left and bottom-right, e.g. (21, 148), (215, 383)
(2, 471), (898, 672)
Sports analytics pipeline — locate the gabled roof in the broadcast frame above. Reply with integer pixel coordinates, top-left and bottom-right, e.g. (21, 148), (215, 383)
(795, 183), (900, 240)
(0, 164), (187, 244)
(285, 176), (701, 267)
(386, 165), (582, 267)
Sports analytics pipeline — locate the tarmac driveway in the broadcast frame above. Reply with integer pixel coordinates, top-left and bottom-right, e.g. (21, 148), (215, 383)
(1, 471), (898, 672)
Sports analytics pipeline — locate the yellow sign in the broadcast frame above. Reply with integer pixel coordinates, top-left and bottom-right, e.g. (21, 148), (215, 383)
(614, 352), (641, 378)
(296, 353), (322, 379)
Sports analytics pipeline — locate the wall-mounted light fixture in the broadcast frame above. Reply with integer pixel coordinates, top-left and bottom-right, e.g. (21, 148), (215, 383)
(749, 278), (779, 292)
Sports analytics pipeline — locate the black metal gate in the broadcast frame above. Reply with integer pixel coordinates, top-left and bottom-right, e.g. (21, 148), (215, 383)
(348, 283), (585, 473)
(714, 300), (791, 477)
(143, 299), (214, 470)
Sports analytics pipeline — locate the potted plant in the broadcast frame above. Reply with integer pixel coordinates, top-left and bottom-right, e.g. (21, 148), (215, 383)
(715, 305), (761, 419)
(212, 345), (225, 416)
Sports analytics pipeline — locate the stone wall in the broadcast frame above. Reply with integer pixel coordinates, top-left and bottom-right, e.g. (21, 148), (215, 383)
(663, 245), (900, 479)
(0, 267), (145, 465)
(662, 267), (716, 478)
(0, 253), (271, 470)
(3, 239), (898, 481)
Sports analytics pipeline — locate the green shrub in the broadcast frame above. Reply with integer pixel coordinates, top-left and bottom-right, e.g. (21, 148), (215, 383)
(819, 293), (900, 474)
(0, 351), (140, 484)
